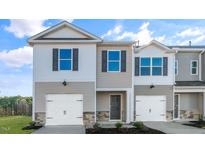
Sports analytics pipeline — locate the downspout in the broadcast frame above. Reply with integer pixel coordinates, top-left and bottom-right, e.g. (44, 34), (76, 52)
(199, 50), (205, 81)
(173, 49), (178, 121)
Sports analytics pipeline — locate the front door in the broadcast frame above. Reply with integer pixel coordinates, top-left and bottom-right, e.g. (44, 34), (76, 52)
(174, 94), (180, 120)
(110, 95), (121, 120)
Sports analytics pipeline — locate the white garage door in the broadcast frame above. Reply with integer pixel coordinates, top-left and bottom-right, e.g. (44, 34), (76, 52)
(135, 96), (166, 121)
(46, 94), (83, 125)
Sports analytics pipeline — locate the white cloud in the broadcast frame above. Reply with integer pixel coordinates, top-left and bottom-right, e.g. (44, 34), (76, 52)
(101, 25), (123, 38)
(116, 22), (165, 45)
(177, 27), (205, 38)
(0, 46), (32, 68)
(5, 19), (48, 38)
(66, 19), (74, 23)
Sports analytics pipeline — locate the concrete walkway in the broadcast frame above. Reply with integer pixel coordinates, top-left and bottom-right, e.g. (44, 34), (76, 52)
(32, 125), (85, 134)
(144, 122), (205, 134)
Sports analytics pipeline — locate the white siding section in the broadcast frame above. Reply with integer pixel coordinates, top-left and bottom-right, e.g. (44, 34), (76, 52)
(33, 43), (96, 82)
(134, 45), (175, 85)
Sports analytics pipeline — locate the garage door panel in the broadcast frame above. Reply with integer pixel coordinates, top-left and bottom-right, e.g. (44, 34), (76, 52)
(46, 94), (83, 125)
(135, 96), (166, 121)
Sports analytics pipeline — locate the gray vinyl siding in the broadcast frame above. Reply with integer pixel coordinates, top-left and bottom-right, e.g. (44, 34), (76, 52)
(96, 91), (126, 121)
(96, 45), (132, 88)
(134, 85), (173, 111)
(176, 52), (199, 81)
(176, 93), (203, 114)
(202, 52), (205, 81)
(35, 82), (95, 112)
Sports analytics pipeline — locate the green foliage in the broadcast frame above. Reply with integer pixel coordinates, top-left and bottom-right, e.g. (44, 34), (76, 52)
(198, 114), (204, 122)
(0, 116), (34, 134)
(93, 122), (101, 129)
(0, 96), (32, 108)
(115, 122), (123, 129)
(132, 122), (144, 129)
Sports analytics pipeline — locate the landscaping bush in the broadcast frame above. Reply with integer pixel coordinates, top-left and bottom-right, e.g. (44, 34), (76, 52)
(93, 122), (101, 129)
(115, 122), (123, 129)
(132, 122), (144, 129)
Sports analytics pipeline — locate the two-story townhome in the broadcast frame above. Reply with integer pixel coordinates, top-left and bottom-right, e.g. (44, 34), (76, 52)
(28, 21), (133, 126)
(28, 21), (205, 126)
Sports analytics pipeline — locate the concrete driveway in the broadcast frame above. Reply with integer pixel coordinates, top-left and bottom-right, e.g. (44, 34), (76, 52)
(144, 122), (205, 134)
(32, 125), (85, 134)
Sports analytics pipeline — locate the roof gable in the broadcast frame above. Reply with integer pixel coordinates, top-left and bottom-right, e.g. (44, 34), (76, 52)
(28, 21), (102, 45)
(135, 40), (175, 53)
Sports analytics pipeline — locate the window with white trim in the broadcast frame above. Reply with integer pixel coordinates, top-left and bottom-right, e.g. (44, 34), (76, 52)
(140, 57), (151, 76)
(152, 57), (162, 76)
(191, 60), (198, 75)
(107, 50), (121, 72)
(175, 60), (178, 75)
(59, 49), (72, 71)
(140, 57), (163, 76)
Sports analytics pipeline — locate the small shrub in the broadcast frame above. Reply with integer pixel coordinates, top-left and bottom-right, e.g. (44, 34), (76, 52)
(93, 122), (101, 129)
(132, 122), (144, 129)
(198, 114), (204, 122)
(115, 122), (123, 129)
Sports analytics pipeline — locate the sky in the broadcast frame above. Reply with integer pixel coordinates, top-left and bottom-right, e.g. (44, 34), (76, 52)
(1, 19), (205, 96)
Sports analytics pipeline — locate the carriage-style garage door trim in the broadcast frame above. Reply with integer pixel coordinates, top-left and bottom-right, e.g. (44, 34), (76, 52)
(135, 95), (166, 121)
(45, 94), (83, 125)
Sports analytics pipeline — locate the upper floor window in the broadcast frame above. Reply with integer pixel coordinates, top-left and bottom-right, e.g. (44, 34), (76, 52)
(107, 50), (120, 72)
(175, 60), (178, 75)
(152, 58), (162, 75)
(140, 57), (163, 76)
(59, 49), (72, 70)
(140, 58), (151, 76)
(191, 60), (198, 75)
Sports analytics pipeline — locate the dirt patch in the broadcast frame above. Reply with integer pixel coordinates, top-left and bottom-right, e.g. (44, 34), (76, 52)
(183, 121), (205, 129)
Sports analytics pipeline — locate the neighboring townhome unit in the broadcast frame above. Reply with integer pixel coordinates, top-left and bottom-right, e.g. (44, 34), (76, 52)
(171, 45), (205, 121)
(134, 40), (176, 121)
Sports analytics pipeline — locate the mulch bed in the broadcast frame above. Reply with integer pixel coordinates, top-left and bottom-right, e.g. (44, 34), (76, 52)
(86, 127), (165, 134)
(183, 121), (205, 128)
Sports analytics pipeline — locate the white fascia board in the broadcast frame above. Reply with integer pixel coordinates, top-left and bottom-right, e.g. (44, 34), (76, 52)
(96, 88), (132, 91)
(174, 86), (205, 92)
(173, 48), (204, 52)
(29, 40), (102, 46)
(135, 40), (174, 53)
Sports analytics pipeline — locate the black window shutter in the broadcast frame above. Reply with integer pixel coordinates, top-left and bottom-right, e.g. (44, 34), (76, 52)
(135, 57), (140, 76)
(121, 50), (126, 72)
(163, 57), (168, 76)
(53, 48), (58, 71)
(73, 48), (79, 71)
(102, 50), (107, 72)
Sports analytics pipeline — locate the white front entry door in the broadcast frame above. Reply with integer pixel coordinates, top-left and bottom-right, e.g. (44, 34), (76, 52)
(135, 96), (166, 121)
(46, 94), (83, 125)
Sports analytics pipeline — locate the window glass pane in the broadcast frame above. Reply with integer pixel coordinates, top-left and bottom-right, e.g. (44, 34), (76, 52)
(60, 49), (71, 59)
(152, 58), (162, 66)
(141, 67), (150, 76)
(109, 51), (120, 60)
(109, 62), (119, 71)
(141, 58), (150, 66)
(192, 61), (197, 67)
(60, 60), (71, 70)
(192, 68), (196, 74)
(175, 61), (178, 74)
(152, 67), (162, 75)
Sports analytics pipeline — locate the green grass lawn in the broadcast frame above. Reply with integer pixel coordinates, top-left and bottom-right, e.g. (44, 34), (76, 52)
(0, 116), (34, 134)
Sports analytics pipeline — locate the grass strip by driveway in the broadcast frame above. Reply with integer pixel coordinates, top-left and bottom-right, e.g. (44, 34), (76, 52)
(0, 116), (34, 134)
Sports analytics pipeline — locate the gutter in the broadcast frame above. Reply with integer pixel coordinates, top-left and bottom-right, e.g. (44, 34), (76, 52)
(199, 50), (205, 81)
